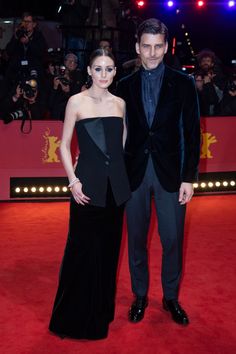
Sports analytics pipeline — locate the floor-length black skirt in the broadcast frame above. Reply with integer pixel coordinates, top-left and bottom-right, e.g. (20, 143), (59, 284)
(49, 185), (124, 340)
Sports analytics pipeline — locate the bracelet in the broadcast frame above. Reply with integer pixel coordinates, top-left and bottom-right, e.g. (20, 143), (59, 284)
(68, 177), (80, 188)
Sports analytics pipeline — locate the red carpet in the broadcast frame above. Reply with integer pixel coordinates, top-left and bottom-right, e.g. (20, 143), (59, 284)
(1, 195), (236, 354)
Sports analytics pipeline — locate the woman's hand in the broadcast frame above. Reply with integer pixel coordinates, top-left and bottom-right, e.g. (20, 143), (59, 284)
(70, 181), (90, 205)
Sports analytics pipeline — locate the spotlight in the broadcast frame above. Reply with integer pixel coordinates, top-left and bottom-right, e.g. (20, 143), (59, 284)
(62, 187), (68, 192)
(54, 187), (60, 192)
(230, 181), (236, 186)
(200, 182), (206, 188)
(136, 1), (145, 8)
(15, 187), (21, 193)
(208, 182), (214, 188)
(228, 0), (235, 7)
(166, 1), (174, 7)
(31, 187), (37, 193)
(47, 187), (52, 192)
(23, 187), (28, 193)
(39, 187), (44, 193)
(197, 1), (205, 7)
(193, 183), (198, 188)
(223, 181), (228, 187)
(215, 182), (221, 187)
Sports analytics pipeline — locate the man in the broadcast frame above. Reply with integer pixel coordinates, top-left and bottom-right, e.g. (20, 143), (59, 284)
(64, 53), (85, 94)
(5, 12), (47, 75)
(116, 18), (200, 325)
(3, 12), (47, 98)
(194, 70), (220, 116)
(99, 39), (113, 53)
(196, 49), (225, 90)
(194, 49), (226, 116)
(48, 52), (85, 120)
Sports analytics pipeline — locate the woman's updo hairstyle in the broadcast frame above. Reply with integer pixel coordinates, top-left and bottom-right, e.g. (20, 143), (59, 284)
(88, 48), (115, 67)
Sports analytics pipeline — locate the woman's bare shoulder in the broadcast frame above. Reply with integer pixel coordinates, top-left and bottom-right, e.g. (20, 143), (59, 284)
(69, 91), (87, 103)
(111, 94), (125, 107)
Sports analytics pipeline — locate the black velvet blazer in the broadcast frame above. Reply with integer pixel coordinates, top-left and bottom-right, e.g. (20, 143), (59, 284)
(116, 65), (201, 192)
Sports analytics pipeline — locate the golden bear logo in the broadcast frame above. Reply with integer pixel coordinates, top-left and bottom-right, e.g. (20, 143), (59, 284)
(200, 129), (217, 159)
(42, 128), (61, 163)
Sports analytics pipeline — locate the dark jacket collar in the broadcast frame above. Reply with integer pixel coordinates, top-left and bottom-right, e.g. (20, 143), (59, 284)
(140, 61), (165, 80)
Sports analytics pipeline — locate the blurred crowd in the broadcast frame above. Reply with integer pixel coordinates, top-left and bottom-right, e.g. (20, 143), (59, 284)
(0, 8), (235, 124)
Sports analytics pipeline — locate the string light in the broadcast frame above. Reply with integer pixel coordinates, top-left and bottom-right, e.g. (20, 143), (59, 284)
(11, 178), (236, 198)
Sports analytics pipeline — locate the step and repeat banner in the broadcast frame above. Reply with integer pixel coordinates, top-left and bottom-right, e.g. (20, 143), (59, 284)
(0, 117), (236, 200)
(199, 116), (236, 173)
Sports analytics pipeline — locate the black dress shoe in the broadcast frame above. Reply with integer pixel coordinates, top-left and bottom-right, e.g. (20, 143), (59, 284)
(163, 298), (189, 325)
(128, 296), (148, 323)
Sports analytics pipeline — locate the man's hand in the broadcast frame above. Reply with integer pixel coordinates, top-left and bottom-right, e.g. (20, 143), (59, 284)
(60, 81), (70, 93)
(179, 182), (194, 205)
(229, 90), (236, 97)
(15, 84), (23, 98)
(20, 35), (30, 44)
(53, 77), (60, 90)
(12, 84), (23, 102)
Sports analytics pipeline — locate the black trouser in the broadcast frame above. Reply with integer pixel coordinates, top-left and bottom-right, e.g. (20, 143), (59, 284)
(126, 157), (186, 300)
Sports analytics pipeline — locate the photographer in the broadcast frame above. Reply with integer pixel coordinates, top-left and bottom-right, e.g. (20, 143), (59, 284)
(3, 12), (47, 96)
(216, 75), (236, 116)
(48, 53), (85, 120)
(193, 50), (227, 116)
(1, 73), (46, 124)
(194, 70), (221, 116)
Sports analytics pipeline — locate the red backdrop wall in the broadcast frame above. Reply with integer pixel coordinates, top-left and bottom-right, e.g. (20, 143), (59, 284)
(0, 117), (236, 200)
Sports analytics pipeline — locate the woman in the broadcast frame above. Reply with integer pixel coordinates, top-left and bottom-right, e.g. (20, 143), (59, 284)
(49, 49), (130, 340)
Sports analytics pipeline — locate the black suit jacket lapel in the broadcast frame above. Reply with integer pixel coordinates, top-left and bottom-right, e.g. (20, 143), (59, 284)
(129, 71), (149, 130)
(151, 66), (177, 129)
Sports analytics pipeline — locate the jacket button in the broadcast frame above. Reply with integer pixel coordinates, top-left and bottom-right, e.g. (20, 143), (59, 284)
(144, 149), (149, 154)
(105, 161), (109, 165)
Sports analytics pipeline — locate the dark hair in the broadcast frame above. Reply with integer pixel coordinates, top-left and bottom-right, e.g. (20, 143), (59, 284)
(88, 48), (115, 67)
(22, 12), (37, 23)
(137, 18), (168, 43)
(99, 38), (112, 47)
(197, 50), (216, 64)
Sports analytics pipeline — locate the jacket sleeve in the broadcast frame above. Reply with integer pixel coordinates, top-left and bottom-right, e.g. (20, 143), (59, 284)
(182, 76), (201, 182)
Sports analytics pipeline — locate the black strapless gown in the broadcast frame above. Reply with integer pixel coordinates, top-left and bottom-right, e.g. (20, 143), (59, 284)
(49, 117), (130, 340)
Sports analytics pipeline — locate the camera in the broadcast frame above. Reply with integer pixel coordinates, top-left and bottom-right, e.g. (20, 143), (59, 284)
(20, 79), (37, 98)
(56, 65), (70, 86)
(4, 109), (28, 124)
(47, 48), (63, 67)
(18, 69), (38, 98)
(227, 81), (236, 92)
(16, 26), (29, 39)
(47, 49), (69, 85)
